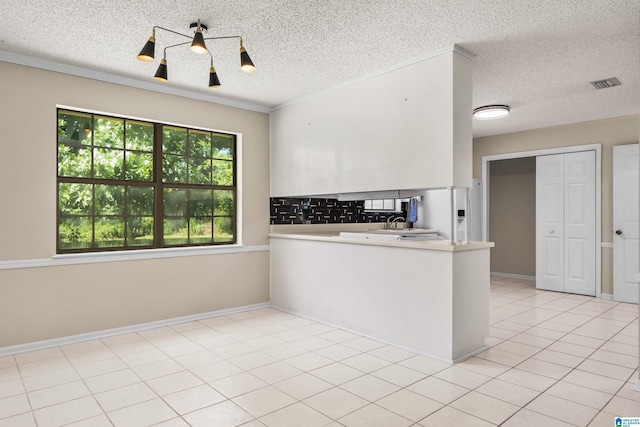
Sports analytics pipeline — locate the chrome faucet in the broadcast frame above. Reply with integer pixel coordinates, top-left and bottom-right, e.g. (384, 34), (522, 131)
(386, 216), (405, 229)
(392, 216), (405, 229)
(385, 216), (394, 229)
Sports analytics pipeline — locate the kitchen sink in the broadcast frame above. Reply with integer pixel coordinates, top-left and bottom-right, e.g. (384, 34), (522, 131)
(337, 230), (439, 241)
(369, 228), (438, 236)
(337, 232), (402, 241)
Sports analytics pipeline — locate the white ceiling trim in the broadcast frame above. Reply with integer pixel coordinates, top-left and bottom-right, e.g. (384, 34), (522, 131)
(0, 50), (271, 114)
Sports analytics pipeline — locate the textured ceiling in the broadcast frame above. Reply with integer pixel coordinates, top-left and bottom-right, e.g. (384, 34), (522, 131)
(0, 0), (638, 137)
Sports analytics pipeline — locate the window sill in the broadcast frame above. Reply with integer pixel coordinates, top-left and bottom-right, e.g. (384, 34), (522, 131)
(0, 244), (270, 270)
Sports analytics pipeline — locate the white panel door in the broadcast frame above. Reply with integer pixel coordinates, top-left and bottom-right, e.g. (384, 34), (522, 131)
(613, 144), (639, 303)
(536, 155), (565, 292)
(536, 151), (596, 296)
(564, 151), (596, 296)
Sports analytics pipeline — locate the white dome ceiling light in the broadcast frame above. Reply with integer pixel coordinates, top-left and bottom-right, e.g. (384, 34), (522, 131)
(473, 105), (510, 120)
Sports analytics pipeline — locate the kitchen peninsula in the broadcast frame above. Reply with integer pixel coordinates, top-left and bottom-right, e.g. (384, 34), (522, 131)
(269, 45), (490, 363)
(269, 224), (494, 363)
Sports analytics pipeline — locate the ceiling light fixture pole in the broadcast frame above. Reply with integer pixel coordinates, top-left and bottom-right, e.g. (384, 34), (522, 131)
(136, 20), (256, 88)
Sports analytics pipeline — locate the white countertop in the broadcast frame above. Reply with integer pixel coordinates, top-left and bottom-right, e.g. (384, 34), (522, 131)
(269, 224), (494, 252)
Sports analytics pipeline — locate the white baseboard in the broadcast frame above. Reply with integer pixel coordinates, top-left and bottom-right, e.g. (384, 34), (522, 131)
(451, 345), (489, 364)
(600, 293), (614, 300)
(634, 379), (640, 392)
(271, 304), (482, 365)
(490, 272), (535, 281)
(0, 302), (270, 357)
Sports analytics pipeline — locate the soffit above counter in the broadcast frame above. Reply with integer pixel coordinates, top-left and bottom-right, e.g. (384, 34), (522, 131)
(281, 187), (473, 201)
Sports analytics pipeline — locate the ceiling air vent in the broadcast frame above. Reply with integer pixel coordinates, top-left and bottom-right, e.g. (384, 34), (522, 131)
(590, 77), (621, 89)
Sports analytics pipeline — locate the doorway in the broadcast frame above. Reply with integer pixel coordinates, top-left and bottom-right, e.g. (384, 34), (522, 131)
(488, 158), (536, 279)
(482, 144), (602, 297)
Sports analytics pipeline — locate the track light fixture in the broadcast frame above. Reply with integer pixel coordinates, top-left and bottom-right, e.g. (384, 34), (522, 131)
(136, 19), (256, 88)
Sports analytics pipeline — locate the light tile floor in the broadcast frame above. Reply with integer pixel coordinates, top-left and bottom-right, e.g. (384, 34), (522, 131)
(0, 276), (638, 426)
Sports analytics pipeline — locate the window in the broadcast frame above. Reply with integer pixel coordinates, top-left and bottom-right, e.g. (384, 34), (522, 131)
(57, 109), (236, 253)
(364, 199), (400, 211)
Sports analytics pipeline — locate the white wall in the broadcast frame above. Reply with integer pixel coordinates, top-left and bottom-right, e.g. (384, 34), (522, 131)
(474, 115), (639, 295)
(0, 62), (271, 347)
(270, 46), (474, 197)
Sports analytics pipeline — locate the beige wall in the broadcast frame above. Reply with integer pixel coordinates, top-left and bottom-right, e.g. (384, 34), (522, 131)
(489, 158), (536, 276)
(0, 62), (271, 347)
(474, 115), (640, 295)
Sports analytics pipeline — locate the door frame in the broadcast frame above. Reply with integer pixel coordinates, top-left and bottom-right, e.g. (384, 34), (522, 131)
(481, 143), (602, 298)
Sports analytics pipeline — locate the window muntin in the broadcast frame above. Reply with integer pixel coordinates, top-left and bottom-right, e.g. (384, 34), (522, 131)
(57, 109), (236, 253)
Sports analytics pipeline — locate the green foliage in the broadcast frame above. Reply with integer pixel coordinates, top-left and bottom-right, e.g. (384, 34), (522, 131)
(162, 155), (187, 183)
(212, 160), (233, 186)
(58, 112), (154, 182)
(58, 111), (91, 145)
(214, 217), (234, 241)
(163, 218), (188, 245)
(212, 134), (234, 159)
(125, 121), (154, 151)
(95, 185), (123, 215)
(58, 183), (156, 250)
(57, 109), (236, 251)
(94, 148), (124, 179)
(188, 157), (212, 184)
(58, 144), (91, 178)
(214, 190), (234, 216)
(163, 188), (188, 217)
(125, 152), (154, 181)
(189, 131), (211, 157)
(127, 217), (154, 240)
(163, 127), (186, 155)
(59, 183), (92, 215)
(58, 217), (92, 249)
(95, 217), (125, 247)
(190, 189), (213, 217)
(189, 218), (213, 243)
(94, 116), (124, 148)
(161, 188), (234, 245)
(163, 129), (234, 185)
(127, 186), (154, 215)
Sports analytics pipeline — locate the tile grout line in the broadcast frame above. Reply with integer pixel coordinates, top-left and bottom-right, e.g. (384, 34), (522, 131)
(2, 280), (637, 427)
(480, 284), (637, 426)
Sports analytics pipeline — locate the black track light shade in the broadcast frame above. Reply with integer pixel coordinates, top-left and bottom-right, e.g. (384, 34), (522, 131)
(209, 67), (221, 88)
(137, 36), (156, 61)
(154, 58), (168, 81)
(240, 47), (256, 73)
(190, 28), (208, 54)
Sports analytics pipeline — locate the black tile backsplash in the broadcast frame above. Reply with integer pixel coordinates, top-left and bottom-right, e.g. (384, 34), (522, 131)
(270, 198), (406, 224)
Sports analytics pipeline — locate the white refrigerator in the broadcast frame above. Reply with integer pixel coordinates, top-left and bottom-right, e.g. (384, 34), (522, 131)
(415, 179), (483, 241)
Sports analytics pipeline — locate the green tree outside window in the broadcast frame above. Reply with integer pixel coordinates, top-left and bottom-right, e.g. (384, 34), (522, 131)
(57, 109), (236, 253)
